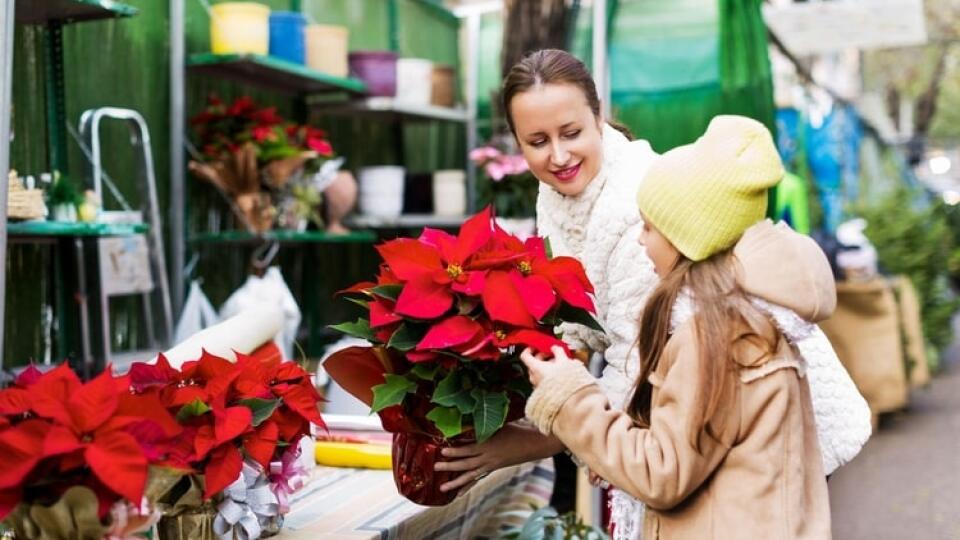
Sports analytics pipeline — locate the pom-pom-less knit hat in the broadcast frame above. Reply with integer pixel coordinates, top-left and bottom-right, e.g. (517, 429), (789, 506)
(636, 115), (785, 261)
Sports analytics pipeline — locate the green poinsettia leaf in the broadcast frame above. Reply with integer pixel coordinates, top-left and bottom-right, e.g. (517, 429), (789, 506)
(370, 284), (403, 302)
(557, 302), (604, 333)
(432, 371), (477, 414)
(328, 319), (376, 341)
(411, 363), (440, 381)
(238, 398), (281, 427)
(176, 399), (211, 422)
(387, 324), (423, 352)
(471, 389), (509, 443)
(426, 406), (463, 439)
(344, 296), (371, 310)
(371, 374), (417, 413)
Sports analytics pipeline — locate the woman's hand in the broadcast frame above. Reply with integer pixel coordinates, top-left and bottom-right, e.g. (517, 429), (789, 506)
(434, 422), (565, 493)
(520, 345), (578, 387)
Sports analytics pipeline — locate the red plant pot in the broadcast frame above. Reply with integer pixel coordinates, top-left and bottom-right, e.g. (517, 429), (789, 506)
(391, 431), (473, 506)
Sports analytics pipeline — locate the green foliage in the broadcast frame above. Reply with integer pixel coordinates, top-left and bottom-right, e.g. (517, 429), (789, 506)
(477, 171), (539, 218)
(371, 374), (418, 413)
(855, 184), (960, 365)
(500, 505), (610, 540)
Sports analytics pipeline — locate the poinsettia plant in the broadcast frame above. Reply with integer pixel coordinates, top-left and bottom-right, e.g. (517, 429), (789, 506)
(191, 95), (334, 169)
(327, 206), (601, 444)
(127, 351), (325, 500)
(0, 364), (184, 528)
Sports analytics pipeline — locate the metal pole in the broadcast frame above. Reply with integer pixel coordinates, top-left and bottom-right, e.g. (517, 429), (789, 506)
(592, 0), (610, 119)
(0, 0), (16, 373)
(170, 0), (185, 319)
(464, 12), (480, 213)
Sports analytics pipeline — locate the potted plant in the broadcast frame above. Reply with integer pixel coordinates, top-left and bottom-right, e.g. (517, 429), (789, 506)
(0, 365), (186, 539)
(470, 137), (538, 238)
(126, 352), (324, 540)
(324, 206), (601, 505)
(188, 95), (335, 233)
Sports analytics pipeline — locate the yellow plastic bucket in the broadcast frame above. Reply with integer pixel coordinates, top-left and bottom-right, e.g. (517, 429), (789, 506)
(305, 24), (349, 77)
(210, 2), (270, 55)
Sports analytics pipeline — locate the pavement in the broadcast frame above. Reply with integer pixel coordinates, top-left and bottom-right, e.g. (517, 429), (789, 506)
(829, 341), (960, 539)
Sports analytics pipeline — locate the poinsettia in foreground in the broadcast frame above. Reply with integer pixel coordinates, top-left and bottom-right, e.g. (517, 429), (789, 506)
(328, 206), (601, 444)
(127, 351), (325, 499)
(0, 364), (182, 521)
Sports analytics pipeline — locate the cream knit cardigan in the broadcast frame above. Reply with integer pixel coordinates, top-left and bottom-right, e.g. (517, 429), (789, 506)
(534, 124), (872, 539)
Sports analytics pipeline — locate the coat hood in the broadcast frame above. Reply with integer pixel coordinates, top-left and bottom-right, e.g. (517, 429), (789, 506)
(733, 220), (836, 323)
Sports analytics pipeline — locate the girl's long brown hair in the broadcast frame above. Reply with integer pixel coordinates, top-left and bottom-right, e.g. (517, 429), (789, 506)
(627, 251), (778, 453)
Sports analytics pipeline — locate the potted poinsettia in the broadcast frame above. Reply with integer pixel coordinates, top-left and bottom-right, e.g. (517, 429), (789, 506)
(188, 94), (336, 233)
(324, 206), (601, 506)
(0, 364), (185, 539)
(127, 351), (324, 540)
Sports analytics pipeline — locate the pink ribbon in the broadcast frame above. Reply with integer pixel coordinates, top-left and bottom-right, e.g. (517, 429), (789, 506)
(103, 498), (161, 540)
(269, 446), (309, 514)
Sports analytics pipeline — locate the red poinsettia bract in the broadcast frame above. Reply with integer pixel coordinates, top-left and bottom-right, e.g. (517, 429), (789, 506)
(0, 364), (182, 520)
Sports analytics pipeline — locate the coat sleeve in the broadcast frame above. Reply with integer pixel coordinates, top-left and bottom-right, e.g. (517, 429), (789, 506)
(526, 325), (736, 510)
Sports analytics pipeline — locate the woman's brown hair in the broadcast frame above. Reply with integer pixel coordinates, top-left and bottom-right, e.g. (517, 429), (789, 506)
(502, 49), (634, 140)
(627, 251), (778, 453)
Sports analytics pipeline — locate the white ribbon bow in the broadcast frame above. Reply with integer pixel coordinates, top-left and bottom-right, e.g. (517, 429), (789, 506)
(213, 460), (280, 540)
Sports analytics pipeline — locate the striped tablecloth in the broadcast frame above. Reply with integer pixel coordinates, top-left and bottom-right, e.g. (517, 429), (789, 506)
(280, 459), (555, 539)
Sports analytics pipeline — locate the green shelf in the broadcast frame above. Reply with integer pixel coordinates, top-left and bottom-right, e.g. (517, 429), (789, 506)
(15, 0), (138, 25)
(7, 221), (147, 237)
(189, 229), (376, 244)
(187, 54), (368, 96)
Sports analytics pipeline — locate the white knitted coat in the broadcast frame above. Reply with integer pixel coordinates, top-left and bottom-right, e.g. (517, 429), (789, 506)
(535, 125), (872, 539)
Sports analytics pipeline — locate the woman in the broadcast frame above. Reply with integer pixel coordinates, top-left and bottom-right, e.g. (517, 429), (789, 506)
(437, 49), (869, 536)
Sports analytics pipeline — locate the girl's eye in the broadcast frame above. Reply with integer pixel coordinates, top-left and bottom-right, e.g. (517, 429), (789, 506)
(563, 130), (581, 139)
(528, 139), (547, 148)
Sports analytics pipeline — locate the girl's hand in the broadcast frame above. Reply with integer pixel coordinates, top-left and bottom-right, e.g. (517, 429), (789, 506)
(434, 422), (565, 493)
(520, 345), (577, 387)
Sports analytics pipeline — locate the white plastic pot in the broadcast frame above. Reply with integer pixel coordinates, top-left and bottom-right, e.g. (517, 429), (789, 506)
(395, 58), (433, 106)
(358, 166), (405, 218)
(432, 169), (466, 216)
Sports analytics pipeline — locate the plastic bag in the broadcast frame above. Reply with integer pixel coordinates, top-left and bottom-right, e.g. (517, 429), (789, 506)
(174, 280), (219, 344)
(220, 267), (302, 360)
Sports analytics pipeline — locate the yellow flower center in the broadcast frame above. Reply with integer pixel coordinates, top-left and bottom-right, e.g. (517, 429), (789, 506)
(518, 261), (532, 275)
(446, 264), (463, 279)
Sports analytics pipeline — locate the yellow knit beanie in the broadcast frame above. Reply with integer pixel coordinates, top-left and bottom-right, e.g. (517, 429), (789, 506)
(636, 115), (785, 261)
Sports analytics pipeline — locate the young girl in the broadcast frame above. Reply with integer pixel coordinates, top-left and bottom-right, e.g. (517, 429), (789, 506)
(522, 116), (833, 539)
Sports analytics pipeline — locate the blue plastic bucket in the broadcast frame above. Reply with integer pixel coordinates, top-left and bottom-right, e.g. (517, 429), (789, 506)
(268, 11), (306, 64)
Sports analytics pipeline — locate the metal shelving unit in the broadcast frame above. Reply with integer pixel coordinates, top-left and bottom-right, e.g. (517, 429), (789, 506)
(186, 53), (367, 96)
(1, 0), (141, 375)
(346, 213), (467, 229)
(189, 229), (376, 245)
(14, 0), (136, 24)
(310, 97), (470, 124)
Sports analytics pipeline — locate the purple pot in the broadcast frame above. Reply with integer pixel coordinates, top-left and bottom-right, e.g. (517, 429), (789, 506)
(349, 50), (398, 97)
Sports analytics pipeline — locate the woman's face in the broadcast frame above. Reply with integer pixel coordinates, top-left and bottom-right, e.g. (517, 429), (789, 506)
(639, 216), (681, 277)
(510, 83), (604, 197)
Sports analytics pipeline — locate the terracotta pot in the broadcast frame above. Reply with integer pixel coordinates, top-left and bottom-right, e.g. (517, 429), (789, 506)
(323, 170), (357, 234)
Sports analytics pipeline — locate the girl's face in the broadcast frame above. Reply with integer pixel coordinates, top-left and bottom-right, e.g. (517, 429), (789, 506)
(639, 216), (681, 277)
(510, 83), (604, 197)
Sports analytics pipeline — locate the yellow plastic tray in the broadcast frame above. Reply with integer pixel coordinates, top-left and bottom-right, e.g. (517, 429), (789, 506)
(314, 441), (392, 470)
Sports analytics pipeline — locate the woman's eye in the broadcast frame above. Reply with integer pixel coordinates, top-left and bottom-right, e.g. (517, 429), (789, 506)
(563, 130), (580, 139)
(528, 139), (547, 148)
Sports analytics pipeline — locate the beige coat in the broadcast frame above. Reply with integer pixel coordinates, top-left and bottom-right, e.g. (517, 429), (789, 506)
(526, 221), (834, 539)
